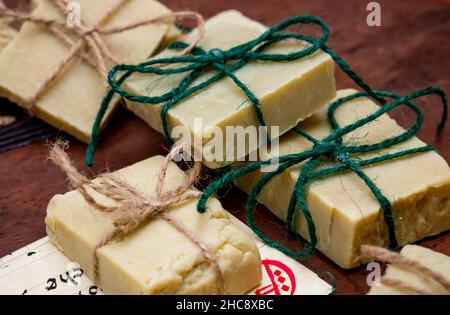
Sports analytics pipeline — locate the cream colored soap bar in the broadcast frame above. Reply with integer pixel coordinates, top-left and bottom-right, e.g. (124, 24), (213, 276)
(368, 245), (450, 295)
(0, 0), (170, 142)
(235, 89), (450, 269)
(124, 10), (336, 169)
(45, 156), (261, 294)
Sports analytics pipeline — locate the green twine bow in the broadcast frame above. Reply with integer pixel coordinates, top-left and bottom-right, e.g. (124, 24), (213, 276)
(197, 87), (447, 259)
(86, 15), (390, 166)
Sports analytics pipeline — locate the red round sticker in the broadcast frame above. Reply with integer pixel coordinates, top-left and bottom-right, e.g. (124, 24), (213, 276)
(255, 259), (296, 295)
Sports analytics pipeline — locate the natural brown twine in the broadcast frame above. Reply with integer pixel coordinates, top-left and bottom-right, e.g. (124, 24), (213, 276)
(0, 0), (205, 115)
(361, 245), (450, 295)
(49, 140), (224, 294)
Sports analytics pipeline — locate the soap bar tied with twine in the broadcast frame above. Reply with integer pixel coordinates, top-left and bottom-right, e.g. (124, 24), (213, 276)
(49, 141), (224, 294)
(86, 15), (391, 166)
(198, 88), (447, 260)
(0, 0), (204, 115)
(361, 245), (450, 294)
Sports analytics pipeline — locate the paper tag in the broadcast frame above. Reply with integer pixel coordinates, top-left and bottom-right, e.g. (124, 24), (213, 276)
(0, 237), (98, 295)
(229, 215), (332, 295)
(0, 216), (332, 295)
(250, 242), (332, 295)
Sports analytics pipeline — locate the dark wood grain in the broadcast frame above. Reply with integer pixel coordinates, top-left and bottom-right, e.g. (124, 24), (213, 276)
(0, 0), (449, 295)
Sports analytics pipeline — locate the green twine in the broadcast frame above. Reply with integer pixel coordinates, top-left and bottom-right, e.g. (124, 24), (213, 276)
(326, 271), (336, 295)
(86, 15), (392, 166)
(85, 14), (448, 273)
(197, 87), (447, 259)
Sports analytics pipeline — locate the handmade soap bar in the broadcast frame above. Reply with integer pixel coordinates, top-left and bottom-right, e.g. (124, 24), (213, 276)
(235, 89), (450, 269)
(124, 10), (336, 169)
(0, 0), (170, 142)
(45, 156), (261, 294)
(368, 245), (450, 295)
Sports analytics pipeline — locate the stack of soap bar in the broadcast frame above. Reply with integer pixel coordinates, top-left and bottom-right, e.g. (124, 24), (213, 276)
(235, 89), (450, 269)
(45, 156), (262, 294)
(124, 10), (336, 169)
(368, 245), (450, 295)
(0, 0), (171, 142)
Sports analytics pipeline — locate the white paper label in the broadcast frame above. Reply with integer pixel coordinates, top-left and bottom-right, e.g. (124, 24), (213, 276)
(0, 216), (332, 295)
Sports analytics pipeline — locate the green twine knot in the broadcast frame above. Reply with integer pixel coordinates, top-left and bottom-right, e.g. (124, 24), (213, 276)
(197, 87), (448, 260)
(208, 48), (226, 64)
(86, 15), (388, 166)
(312, 141), (335, 154)
(313, 141), (347, 161)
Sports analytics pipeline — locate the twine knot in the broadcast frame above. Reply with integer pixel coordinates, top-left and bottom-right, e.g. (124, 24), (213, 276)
(313, 141), (335, 155)
(209, 48), (226, 64)
(313, 141), (349, 163)
(49, 140), (224, 293)
(0, 0), (205, 116)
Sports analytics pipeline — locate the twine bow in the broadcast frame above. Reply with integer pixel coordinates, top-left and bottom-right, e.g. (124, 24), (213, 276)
(361, 245), (450, 294)
(0, 0), (204, 115)
(197, 88), (447, 260)
(86, 15), (387, 166)
(49, 141), (224, 294)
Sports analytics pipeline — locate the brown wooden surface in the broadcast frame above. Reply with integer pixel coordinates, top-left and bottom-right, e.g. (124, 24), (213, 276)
(1, 0), (449, 295)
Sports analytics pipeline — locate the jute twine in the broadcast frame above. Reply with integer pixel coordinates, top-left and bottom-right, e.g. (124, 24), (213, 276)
(361, 245), (450, 295)
(49, 140), (224, 294)
(0, 0), (205, 115)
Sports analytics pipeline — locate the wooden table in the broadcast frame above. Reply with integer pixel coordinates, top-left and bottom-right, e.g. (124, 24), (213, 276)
(1, 0), (449, 295)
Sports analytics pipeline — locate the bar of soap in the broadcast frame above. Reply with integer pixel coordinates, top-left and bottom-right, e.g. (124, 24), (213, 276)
(0, 0), (171, 142)
(235, 89), (450, 269)
(368, 245), (450, 295)
(45, 156), (261, 294)
(124, 10), (336, 169)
